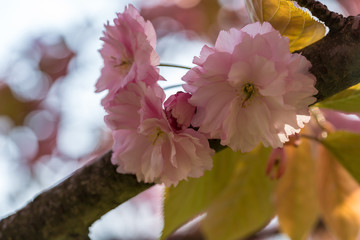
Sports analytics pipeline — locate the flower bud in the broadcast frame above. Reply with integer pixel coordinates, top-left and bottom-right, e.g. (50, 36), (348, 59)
(164, 92), (195, 132)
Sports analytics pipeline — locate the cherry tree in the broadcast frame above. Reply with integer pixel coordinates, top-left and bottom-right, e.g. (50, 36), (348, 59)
(2, 0), (360, 239)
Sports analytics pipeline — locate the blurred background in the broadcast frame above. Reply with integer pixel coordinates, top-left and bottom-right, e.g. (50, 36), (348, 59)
(0, 0), (357, 239)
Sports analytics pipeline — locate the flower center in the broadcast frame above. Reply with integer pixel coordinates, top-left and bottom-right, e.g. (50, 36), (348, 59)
(240, 82), (256, 108)
(148, 127), (166, 145)
(110, 56), (133, 72)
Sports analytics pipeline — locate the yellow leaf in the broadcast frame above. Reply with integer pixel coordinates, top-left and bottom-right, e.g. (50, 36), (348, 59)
(201, 146), (275, 240)
(317, 145), (360, 240)
(245, 0), (326, 52)
(276, 138), (319, 240)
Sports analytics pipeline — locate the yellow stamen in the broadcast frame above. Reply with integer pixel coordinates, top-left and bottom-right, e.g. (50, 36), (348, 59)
(110, 56), (132, 71)
(148, 127), (165, 145)
(241, 83), (256, 108)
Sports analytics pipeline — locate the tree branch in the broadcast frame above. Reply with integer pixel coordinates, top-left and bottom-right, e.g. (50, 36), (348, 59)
(0, 141), (226, 240)
(0, 151), (153, 240)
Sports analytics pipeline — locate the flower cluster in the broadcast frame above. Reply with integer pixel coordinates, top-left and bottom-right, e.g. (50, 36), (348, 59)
(97, 5), (214, 186)
(97, 6), (317, 185)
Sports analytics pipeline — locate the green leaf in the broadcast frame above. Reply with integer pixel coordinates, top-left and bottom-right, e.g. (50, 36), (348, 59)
(201, 146), (275, 240)
(322, 131), (360, 184)
(316, 83), (360, 113)
(245, 0), (326, 52)
(161, 148), (244, 239)
(276, 138), (319, 240)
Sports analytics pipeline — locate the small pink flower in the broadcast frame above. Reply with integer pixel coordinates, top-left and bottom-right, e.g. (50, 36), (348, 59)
(105, 82), (214, 186)
(164, 92), (195, 132)
(96, 4), (160, 103)
(183, 22), (318, 152)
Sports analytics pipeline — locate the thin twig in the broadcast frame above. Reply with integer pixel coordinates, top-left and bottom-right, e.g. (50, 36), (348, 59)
(159, 63), (192, 70)
(163, 84), (183, 91)
(300, 133), (323, 143)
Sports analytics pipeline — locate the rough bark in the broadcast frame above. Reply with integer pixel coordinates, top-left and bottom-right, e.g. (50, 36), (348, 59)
(1, 1), (360, 239)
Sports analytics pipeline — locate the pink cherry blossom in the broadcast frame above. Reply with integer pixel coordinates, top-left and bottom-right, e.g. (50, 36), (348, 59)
(164, 92), (195, 132)
(104, 82), (214, 186)
(183, 22), (318, 152)
(96, 4), (160, 103)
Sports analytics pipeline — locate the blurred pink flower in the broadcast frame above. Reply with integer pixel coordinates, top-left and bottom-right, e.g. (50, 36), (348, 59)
(105, 82), (214, 186)
(164, 91), (195, 132)
(131, 185), (164, 216)
(183, 22), (317, 152)
(337, 0), (360, 16)
(321, 109), (360, 134)
(96, 4), (160, 104)
(266, 147), (287, 180)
